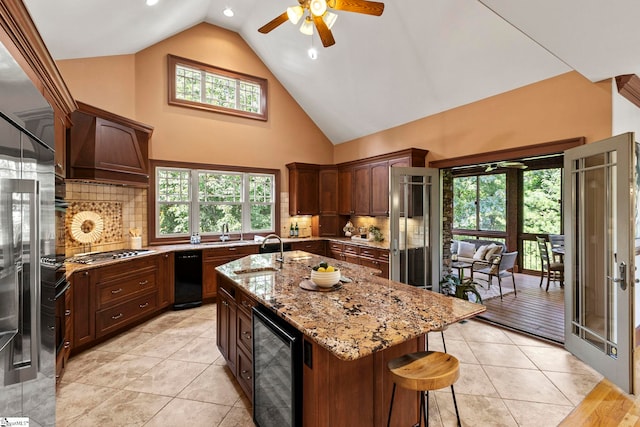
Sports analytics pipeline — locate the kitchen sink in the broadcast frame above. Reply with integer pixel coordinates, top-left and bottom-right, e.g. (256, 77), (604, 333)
(233, 266), (279, 275)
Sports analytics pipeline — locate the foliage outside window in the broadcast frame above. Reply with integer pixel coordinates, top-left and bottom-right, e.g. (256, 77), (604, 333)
(168, 54), (267, 121)
(157, 167), (275, 238)
(453, 174), (506, 232)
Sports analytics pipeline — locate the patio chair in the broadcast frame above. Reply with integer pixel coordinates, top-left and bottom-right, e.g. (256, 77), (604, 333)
(548, 234), (565, 262)
(471, 251), (518, 300)
(536, 236), (564, 291)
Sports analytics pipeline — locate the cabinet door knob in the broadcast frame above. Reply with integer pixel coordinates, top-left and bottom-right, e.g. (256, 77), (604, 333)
(112, 313), (124, 320)
(111, 288), (123, 294)
(139, 302), (149, 309)
(139, 280), (149, 286)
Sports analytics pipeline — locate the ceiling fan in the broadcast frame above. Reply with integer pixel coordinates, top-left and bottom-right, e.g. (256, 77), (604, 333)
(258, 0), (385, 48)
(485, 161), (528, 172)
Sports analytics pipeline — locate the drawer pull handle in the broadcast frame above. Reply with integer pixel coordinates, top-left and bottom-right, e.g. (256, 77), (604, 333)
(241, 369), (252, 380)
(243, 331), (251, 339)
(228, 247), (237, 251)
(64, 341), (70, 349)
(139, 280), (149, 286)
(112, 313), (124, 320)
(139, 302), (149, 309)
(111, 288), (123, 294)
(65, 309), (71, 316)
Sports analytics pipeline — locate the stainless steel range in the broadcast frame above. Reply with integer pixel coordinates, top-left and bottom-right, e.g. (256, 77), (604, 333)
(65, 249), (155, 265)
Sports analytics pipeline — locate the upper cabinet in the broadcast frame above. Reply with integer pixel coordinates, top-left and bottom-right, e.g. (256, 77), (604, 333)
(319, 168), (338, 215)
(68, 102), (154, 187)
(287, 163), (320, 215)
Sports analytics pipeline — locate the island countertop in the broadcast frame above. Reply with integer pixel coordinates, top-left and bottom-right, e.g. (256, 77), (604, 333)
(216, 250), (485, 361)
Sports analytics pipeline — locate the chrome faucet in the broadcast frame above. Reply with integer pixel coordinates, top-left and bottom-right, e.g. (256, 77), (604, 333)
(220, 223), (230, 241)
(261, 234), (284, 265)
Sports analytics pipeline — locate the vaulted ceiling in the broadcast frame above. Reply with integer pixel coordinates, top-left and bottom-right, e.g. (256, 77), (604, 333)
(23, 0), (640, 144)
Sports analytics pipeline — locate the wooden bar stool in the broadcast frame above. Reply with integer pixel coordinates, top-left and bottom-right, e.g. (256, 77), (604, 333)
(387, 351), (461, 427)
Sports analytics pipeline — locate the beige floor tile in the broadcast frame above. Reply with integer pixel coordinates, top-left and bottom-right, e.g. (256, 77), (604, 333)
(178, 364), (244, 406)
(503, 399), (575, 427)
(219, 406), (255, 427)
(432, 339), (480, 365)
(163, 316), (216, 336)
(453, 362), (500, 397)
(189, 304), (217, 319)
(133, 310), (195, 334)
(468, 341), (537, 369)
(124, 359), (208, 397)
(75, 353), (163, 388)
(483, 366), (573, 405)
(436, 392), (518, 427)
(543, 371), (602, 406)
(519, 345), (603, 376)
(128, 331), (197, 358)
(169, 337), (219, 364)
(69, 390), (170, 427)
(441, 321), (466, 341)
(61, 350), (120, 383)
(144, 398), (231, 426)
(457, 321), (514, 344)
(94, 329), (155, 354)
(55, 382), (116, 426)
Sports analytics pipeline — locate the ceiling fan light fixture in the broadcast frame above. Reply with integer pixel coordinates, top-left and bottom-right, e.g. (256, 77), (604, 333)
(146, 0), (159, 6)
(300, 17), (314, 35)
(309, 0), (328, 17)
(323, 11), (338, 29)
(287, 6), (304, 25)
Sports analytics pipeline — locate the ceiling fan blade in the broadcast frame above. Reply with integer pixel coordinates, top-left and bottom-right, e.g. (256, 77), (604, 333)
(258, 12), (289, 34)
(312, 15), (336, 47)
(330, 0), (384, 16)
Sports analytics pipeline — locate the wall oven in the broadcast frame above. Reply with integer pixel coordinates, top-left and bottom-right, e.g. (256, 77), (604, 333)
(252, 306), (302, 427)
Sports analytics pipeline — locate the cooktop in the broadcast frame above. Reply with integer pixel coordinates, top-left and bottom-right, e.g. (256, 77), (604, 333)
(65, 249), (155, 265)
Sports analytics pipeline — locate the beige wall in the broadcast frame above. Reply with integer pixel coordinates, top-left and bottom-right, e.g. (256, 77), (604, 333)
(334, 71), (613, 165)
(57, 23), (335, 192)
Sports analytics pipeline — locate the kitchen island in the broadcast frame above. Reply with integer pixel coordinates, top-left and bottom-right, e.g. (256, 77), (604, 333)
(216, 250), (485, 427)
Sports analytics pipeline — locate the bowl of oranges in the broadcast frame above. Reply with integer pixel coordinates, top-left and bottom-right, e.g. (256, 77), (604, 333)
(310, 262), (341, 288)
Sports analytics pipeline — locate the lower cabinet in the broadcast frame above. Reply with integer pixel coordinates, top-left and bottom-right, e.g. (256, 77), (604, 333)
(327, 241), (390, 279)
(71, 255), (163, 353)
(291, 240), (326, 256)
(216, 273), (258, 401)
(203, 245), (258, 300)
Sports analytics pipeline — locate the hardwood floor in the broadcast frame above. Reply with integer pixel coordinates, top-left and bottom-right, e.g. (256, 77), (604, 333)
(476, 271), (565, 344)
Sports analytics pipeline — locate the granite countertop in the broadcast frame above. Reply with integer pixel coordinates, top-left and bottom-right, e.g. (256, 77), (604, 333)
(216, 251), (486, 361)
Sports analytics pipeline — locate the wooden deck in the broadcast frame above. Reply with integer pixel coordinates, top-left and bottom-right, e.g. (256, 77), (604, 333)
(476, 272), (565, 344)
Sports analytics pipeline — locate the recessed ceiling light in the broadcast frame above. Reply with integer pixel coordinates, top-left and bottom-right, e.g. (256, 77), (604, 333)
(223, 7), (234, 17)
(146, 0), (158, 5)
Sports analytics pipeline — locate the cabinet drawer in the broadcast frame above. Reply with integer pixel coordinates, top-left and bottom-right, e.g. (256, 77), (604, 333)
(359, 247), (378, 260)
(92, 256), (158, 283)
(292, 240), (325, 255)
(97, 271), (157, 308)
(204, 245), (258, 259)
(378, 250), (390, 262)
(237, 309), (253, 355)
(328, 241), (344, 253)
(96, 292), (157, 338)
(236, 290), (257, 315)
(236, 348), (253, 399)
(343, 244), (359, 256)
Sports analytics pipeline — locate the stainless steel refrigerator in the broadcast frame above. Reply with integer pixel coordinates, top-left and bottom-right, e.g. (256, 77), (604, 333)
(0, 37), (56, 426)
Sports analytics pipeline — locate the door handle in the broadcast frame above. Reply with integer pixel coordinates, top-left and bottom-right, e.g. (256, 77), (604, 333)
(607, 261), (627, 291)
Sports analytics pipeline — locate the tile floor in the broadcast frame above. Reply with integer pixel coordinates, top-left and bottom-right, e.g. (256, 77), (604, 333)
(56, 303), (603, 426)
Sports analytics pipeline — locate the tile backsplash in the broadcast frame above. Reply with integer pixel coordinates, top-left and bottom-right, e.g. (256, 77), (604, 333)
(65, 181), (147, 256)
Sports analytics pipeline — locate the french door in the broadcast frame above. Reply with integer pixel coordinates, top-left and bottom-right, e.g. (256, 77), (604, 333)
(389, 167), (440, 291)
(564, 133), (636, 393)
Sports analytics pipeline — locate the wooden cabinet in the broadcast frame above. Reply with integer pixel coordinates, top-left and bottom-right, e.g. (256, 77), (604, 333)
(158, 252), (174, 309)
(71, 270), (93, 349)
(54, 114), (67, 177)
(291, 240), (326, 256)
(216, 274), (258, 400)
(68, 101), (153, 186)
(313, 214), (340, 237)
(328, 241), (390, 279)
(370, 161), (390, 216)
(338, 168), (354, 215)
(287, 163), (320, 215)
(319, 168), (338, 214)
(71, 255), (161, 353)
(56, 281), (73, 386)
(203, 245), (258, 300)
(353, 165), (371, 215)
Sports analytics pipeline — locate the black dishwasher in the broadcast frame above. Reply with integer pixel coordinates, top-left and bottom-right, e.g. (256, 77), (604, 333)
(252, 306), (302, 427)
(174, 250), (203, 310)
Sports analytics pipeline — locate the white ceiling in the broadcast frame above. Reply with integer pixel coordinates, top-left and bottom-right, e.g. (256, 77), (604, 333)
(22, 0), (640, 144)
